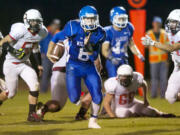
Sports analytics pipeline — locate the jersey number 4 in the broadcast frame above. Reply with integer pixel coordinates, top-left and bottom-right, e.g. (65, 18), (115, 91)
(119, 92), (135, 105)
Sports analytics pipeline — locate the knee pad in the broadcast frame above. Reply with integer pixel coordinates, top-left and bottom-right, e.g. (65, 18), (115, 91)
(29, 91), (39, 98)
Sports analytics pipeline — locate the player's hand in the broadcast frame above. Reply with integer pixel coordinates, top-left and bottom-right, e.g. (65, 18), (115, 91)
(137, 54), (145, 62)
(108, 55), (119, 65)
(38, 65), (43, 77)
(141, 35), (156, 46)
(144, 99), (149, 107)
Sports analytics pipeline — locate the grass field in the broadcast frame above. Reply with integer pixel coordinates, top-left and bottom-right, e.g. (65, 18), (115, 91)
(0, 82), (180, 135)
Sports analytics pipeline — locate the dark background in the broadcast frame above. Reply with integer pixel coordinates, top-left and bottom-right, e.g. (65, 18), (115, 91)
(0, 0), (178, 78)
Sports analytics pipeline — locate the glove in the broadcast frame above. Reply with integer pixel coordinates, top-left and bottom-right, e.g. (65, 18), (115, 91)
(0, 31), (3, 40)
(137, 54), (145, 62)
(108, 55), (119, 65)
(141, 35), (156, 46)
(13, 48), (26, 59)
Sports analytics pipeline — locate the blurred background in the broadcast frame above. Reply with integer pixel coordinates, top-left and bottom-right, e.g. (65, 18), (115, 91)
(0, 0), (178, 96)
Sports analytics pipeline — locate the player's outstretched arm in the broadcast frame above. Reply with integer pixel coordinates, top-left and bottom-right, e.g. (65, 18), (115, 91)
(103, 93), (116, 118)
(141, 80), (149, 107)
(129, 38), (145, 61)
(141, 35), (180, 52)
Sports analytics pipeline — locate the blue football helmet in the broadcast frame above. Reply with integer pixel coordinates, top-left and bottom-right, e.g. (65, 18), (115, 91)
(110, 6), (128, 28)
(79, 6), (99, 31)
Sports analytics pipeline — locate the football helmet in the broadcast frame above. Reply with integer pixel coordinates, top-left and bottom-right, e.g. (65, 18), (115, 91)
(165, 9), (180, 34)
(117, 64), (133, 87)
(23, 9), (43, 32)
(79, 6), (99, 31)
(110, 6), (128, 28)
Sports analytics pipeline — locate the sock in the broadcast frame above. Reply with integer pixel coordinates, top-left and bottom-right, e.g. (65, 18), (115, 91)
(91, 102), (100, 118)
(29, 104), (36, 114)
(77, 107), (88, 117)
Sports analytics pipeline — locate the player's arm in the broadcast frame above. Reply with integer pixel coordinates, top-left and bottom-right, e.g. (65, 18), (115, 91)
(103, 93), (116, 118)
(154, 42), (180, 52)
(94, 55), (102, 72)
(0, 35), (14, 46)
(129, 38), (145, 61)
(32, 43), (43, 76)
(140, 80), (149, 106)
(141, 35), (180, 52)
(101, 42), (110, 58)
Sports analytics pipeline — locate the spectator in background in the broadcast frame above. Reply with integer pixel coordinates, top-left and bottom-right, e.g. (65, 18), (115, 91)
(146, 16), (169, 98)
(40, 19), (61, 93)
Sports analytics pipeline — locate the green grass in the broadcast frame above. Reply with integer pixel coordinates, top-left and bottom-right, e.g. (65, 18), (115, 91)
(1, 86), (180, 135)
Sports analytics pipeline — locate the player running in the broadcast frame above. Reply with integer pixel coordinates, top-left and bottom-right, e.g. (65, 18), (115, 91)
(102, 6), (144, 77)
(0, 9), (48, 122)
(103, 64), (175, 118)
(141, 9), (180, 104)
(47, 6), (105, 128)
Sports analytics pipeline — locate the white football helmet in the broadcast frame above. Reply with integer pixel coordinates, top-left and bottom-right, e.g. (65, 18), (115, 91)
(117, 64), (133, 87)
(165, 9), (180, 34)
(23, 9), (43, 32)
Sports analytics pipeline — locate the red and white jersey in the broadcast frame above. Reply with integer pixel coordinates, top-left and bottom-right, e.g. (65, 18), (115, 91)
(104, 72), (144, 108)
(52, 40), (69, 69)
(6, 23), (48, 62)
(168, 31), (180, 65)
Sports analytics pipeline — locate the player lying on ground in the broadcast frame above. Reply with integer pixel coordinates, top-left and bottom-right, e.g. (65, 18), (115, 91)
(46, 5), (106, 129)
(141, 9), (180, 104)
(103, 64), (175, 118)
(0, 9), (48, 122)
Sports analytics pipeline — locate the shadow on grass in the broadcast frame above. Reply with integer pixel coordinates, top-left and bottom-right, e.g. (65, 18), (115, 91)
(0, 119), (79, 126)
(117, 128), (180, 135)
(1, 128), (62, 135)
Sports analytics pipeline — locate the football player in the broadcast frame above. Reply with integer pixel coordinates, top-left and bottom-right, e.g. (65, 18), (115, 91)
(141, 9), (180, 104)
(47, 6), (105, 128)
(0, 9), (48, 122)
(104, 65), (175, 118)
(102, 6), (144, 77)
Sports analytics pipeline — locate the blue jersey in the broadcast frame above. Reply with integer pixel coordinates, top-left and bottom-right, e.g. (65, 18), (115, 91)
(104, 22), (134, 58)
(52, 20), (105, 64)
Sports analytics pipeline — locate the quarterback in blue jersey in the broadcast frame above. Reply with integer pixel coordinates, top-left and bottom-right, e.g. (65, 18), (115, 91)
(102, 6), (145, 77)
(47, 6), (105, 129)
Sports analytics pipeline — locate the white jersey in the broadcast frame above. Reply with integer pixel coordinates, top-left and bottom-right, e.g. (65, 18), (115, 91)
(52, 40), (69, 69)
(6, 23), (48, 62)
(168, 31), (180, 65)
(104, 72), (144, 108)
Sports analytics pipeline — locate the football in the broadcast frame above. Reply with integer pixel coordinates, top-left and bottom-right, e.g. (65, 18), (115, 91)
(49, 41), (65, 62)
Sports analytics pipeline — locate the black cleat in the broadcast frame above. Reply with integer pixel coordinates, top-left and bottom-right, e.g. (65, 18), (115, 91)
(27, 112), (42, 122)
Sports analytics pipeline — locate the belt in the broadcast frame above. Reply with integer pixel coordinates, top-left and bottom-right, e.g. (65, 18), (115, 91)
(52, 67), (66, 73)
(12, 62), (22, 64)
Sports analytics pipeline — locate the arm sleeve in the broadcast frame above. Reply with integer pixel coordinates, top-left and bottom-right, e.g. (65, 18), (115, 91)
(51, 20), (76, 43)
(128, 22), (135, 38)
(104, 78), (116, 94)
(9, 23), (25, 40)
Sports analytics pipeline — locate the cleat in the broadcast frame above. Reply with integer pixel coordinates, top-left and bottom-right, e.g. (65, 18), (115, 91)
(27, 112), (42, 122)
(88, 117), (101, 129)
(36, 102), (45, 119)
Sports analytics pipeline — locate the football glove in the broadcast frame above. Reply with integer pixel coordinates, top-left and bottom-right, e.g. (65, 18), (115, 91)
(141, 35), (156, 46)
